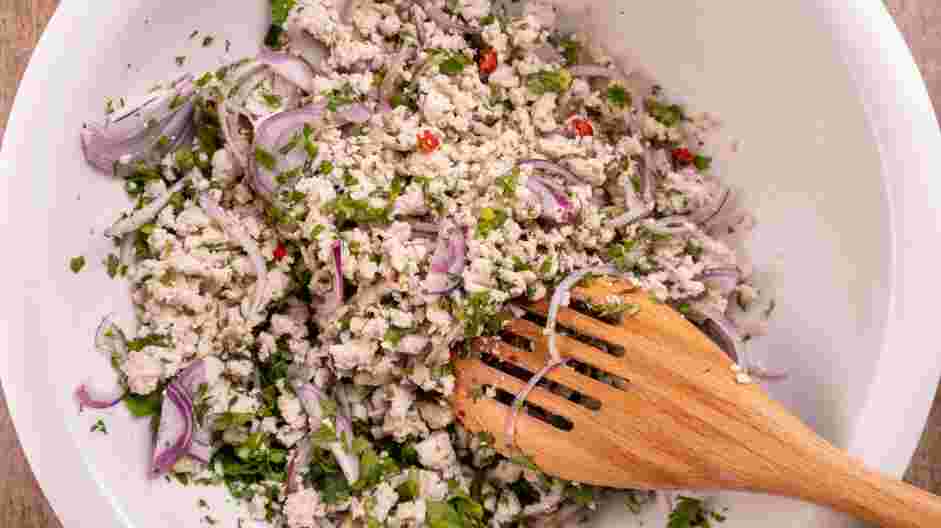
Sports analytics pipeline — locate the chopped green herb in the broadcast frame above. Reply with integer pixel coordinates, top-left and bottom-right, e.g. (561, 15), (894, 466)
(460, 291), (507, 338)
(509, 454), (541, 471)
(426, 493), (485, 528)
(127, 334), (169, 352)
(302, 123), (319, 159)
(495, 168), (518, 197)
(124, 391), (163, 417)
(668, 496), (726, 528)
(69, 256), (86, 274)
(606, 84), (631, 108)
(559, 36), (581, 65)
(261, 92), (282, 109)
(254, 147), (277, 171)
(439, 53), (472, 76)
(213, 412), (255, 431)
(105, 98), (115, 115)
(539, 256), (554, 276)
(383, 327), (407, 346)
(175, 147), (197, 172)
(693, 155), (712, 171)
(646, 98), (686, 127)
(677, 303), (692, 315)
(323, 194), (390, 227)
(324, 84), (358, 112)
(475, 207), (508, 238)
(104, 254), (122, 278)
(606, 239), (638, 272)
(526, 69), (573, 95)
(90, 419), (108, 434)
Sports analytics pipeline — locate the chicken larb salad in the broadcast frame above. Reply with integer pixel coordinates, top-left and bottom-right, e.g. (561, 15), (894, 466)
(75, 1), (775, 527)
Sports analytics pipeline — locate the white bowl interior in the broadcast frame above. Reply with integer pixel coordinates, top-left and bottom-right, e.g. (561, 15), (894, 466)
(1, 1), (938, 527)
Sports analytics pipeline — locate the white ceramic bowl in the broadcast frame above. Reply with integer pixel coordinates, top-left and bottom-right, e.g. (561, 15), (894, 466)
(2, 1), (940, 527)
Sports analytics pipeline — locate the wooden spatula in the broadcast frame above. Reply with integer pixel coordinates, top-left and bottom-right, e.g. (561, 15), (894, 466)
(452, 277), (941, 527)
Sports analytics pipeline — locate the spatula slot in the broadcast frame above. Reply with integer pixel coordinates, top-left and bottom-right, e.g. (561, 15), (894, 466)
(478, 345), (604, 413)
(486, 385), (574, 432)
(518, 311), (625, 358)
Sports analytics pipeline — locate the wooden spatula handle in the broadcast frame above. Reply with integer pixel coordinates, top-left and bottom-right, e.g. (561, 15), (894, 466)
(776, 441), (941, 528)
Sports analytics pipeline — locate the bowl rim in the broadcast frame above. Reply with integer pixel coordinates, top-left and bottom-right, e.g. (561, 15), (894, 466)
(2, 1), (940, 527)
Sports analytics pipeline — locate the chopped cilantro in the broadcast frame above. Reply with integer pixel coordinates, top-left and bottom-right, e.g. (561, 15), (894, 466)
(90, 419), (108, 434)
(559, 36), (580, 65)
(539, 256), (554, 276)
(302, 123), (319, 159)
(383, 327), (407, 346)
(397, 472), (419, 501)
(475, 207), (508, 238)
(324, 195), (390, 227)
(69, 256), (86, 273)
(318, 160), (334, 175)
(693, 154), (712, 171)
(646, 98), (686, 127)
(509, 454), (540, 471)
(668, 496), (726, 528)
(126, 334), (169, 352)
(606, 239), (638, 272)
(104, 253), (122, 278)
(213, 433), (288, 499)
(324, 84), (358, 112)
(124, 391), (163, 417)
(261, 92), (282, 109)
(426, 492), (485, 528)
(195, 72), (213, 87)
(254, 147), (277, 171)
(526, 69), (573, 95)
(495, 168), (518, 197)
(685, 240), (704, 258)
(175, 147), (197, 172)
(460, 291), (507, 338)
(213, 412), (255, 431)
(270, 0), (295, 25)
(439, 53), (472, 76)
(606, 85), (631, 108)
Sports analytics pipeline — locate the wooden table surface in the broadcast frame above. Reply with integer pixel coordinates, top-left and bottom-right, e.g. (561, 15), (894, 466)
(3, 0), (941, 526)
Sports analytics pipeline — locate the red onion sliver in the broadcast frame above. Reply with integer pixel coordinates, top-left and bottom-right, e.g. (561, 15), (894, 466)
(504, 358), (568, 449)
(105, 178), (187, 238)
(250, 102), (328, 199)
(526, 175), (576, 224)
(332, 239), (345, 306)
(545, 265), (619, 362)
(697, 268), (740, 295)
(199, 194), (268, 316)
(425, 4), (481, 34)
(568, 64), (621, 79)
(151, 382), (194, 476)
(518, 158), (581, 185)
(285, 436), (313, 493)
(75, 385), (125, 411)
(258, 49), (317, 93)
(335, 103), (372, 124)
(701, 311), (741, 364)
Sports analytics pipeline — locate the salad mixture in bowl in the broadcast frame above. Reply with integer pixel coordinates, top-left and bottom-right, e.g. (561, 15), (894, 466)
(76, 0), (776, 526)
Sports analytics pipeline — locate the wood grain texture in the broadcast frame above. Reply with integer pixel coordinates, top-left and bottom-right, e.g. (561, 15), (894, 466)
(0, 0), (940, 526)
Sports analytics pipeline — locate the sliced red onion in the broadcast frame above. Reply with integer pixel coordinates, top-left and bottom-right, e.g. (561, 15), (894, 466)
(518, 159), (580, 185)
(105, 178), (187, 238)
(330, 413), (360, 484)
(526, 175), (576, 224)
(697, 268), (740, 295)
(749, 365), (789, 382)
(188, 427), (213, 464)
(646, 216), (696, 236)
(504, 357), (568, 449)
(332, 239), (345, 306)
(293, 380), (328, 424)
(568, 65), (620, 79)
(95, 314), (127, 361)
(75, 385), (125, 411)
(81, 78), (196, 172)
(285, 436), (313, 493)
(425, 4), (481, 34)
(250, 103), (328, 199)
(218, 103), (252, 172)
(259, 49), (317, 93)
(609, 202), (654, 228)
(426, 227), (465, 294)
(380, 45), (414, 103)
(545, 265), (619, 362)
(533, 45), (563, 64)
(335, 103), (372, 124)
(199, 194), (268, 315)
(151, 382), (194, 476)
(701, 312), (741, 364)
(176, 359), (207, 396)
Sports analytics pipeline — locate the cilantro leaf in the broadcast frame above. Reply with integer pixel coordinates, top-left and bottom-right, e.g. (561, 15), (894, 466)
(646, 98), (686, 127)
(606, 85), (631, 108)
(125, 391), (163, 417)
(254, 147), (277, 171)
(69, 256), (86, 274)
(526, 69), (573, 95)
